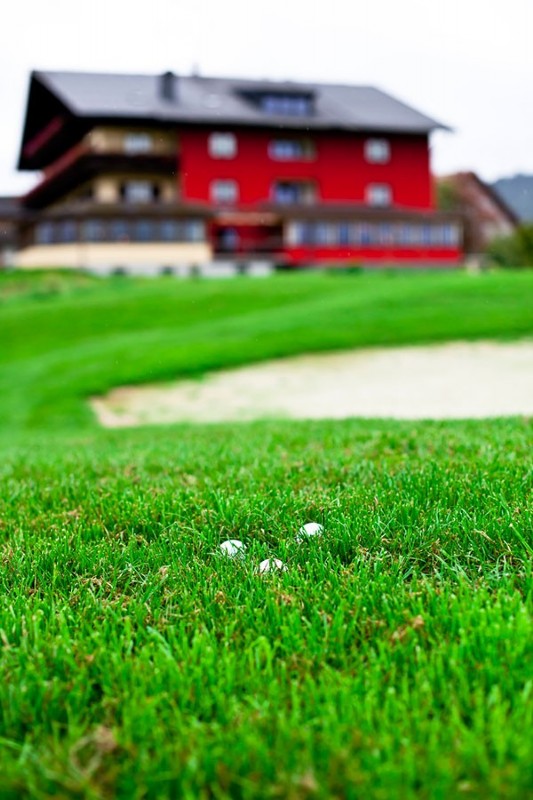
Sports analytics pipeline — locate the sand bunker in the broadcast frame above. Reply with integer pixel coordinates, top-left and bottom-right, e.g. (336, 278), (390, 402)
(91, 341), (533, 427)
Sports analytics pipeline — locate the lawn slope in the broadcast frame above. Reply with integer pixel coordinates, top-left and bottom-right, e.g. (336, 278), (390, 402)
(1, 269), (533, 434)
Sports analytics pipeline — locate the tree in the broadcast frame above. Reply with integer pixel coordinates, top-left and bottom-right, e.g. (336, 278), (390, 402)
(486, 224), (533, 268)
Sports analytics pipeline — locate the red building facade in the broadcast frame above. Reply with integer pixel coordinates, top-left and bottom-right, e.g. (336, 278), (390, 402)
(180, 130), (433, 208)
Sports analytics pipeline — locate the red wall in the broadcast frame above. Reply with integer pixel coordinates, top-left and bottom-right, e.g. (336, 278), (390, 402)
(283, 247), (461, 265)
(179, 129), (433, 209)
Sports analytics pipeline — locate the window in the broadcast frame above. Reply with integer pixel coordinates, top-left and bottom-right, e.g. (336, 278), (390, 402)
(133, 220), (155, 242)
(160, 220), (180, 241)
(210, 180), (239, 204)
(338, 224), (351, 246)
(366, 183), (392, 207)
(124, 132), (153, 154)
(314, 223), (334, 245)
(268, 139), (314, 161)
(159, 219), (205, 241)
(183, 220), (205, 241)
(82, 220), (105, 242)
(421, 224), (433, 245)
(35, 222), (55, 244)
(286, 219), (460, 250)
(209, 133), (237, 159)
(273, 182), (299, 204)
(398, 224), (416, 244)
(365, 139), (390, 164)
(109, 220), (130, 242)
(272, 181), (316, 205)
(442, 224), (460, 246)
(260, 94), (313, 116)
(57, 221), (77, 243)
(218, 228), (240, 252)
(286, 221), (307, 246)
(120, 181), (158, 203)
(378, 223), (394, 245)
(350, 224), (363, 245)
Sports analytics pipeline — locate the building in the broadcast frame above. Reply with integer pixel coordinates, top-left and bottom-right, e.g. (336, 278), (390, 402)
(437, 171), (518, 256)
(12, 70), (463, 274)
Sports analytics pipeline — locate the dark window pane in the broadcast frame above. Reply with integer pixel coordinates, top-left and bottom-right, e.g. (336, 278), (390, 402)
(82, 220), (105, 242)
(133, 220), (155, 241)
(211, 180), (238, 203)
(122, 181), (154, 203)
(260, 94), (312, 116)
(184, 220), (205, 241)
(269, 139), (313, 160)
(35, 222), (55, 244)
(338, 224), (351, 245)
(273, 182), (299, 204)
(160, 220), (179, 241)
(57, 221), (77, 243)
(109, 220), (130, 242)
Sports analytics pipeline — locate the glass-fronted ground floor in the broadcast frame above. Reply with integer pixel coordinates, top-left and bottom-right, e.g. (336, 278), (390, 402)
(9, 203), (464, 273)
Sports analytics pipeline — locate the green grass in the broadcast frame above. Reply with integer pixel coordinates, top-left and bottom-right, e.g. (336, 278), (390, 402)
(0, 269), (532, 798)
(1, 269), (532, 433)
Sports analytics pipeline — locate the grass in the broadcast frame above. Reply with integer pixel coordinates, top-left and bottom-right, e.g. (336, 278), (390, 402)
(1, 269), (532, 433)
(0, 268), (532, 798)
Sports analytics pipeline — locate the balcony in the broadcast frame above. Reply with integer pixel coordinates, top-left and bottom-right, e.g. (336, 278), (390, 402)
(23, 148), (178, 210)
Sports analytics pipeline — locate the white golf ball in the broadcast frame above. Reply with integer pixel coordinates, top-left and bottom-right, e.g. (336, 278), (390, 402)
(258, 558), (287, 574)
(220, 539), (246, 558)
(297, 522), (324, 542)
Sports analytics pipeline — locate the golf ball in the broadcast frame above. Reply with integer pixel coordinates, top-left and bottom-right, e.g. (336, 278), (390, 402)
(297, 522), (324, 542)
(258, 558), (287, 574)
(220, 539), (246, 558)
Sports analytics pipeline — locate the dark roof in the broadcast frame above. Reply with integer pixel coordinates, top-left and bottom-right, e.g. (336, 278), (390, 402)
(34, 70), (448, 134)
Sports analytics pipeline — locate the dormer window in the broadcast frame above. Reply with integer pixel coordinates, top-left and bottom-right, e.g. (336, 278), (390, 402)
(260, 93), (313, 116)
(239, 90), (315, 117)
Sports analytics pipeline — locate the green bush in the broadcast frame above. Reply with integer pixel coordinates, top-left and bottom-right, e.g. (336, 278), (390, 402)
(487, 224), (533, 268)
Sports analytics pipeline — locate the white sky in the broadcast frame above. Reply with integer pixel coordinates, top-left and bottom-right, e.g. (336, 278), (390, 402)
(1, 0), (531, 195)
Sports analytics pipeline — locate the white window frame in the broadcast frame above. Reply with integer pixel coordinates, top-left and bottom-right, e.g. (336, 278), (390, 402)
(208, 133), (237, 159)
(124, 132), (153, 155)
(210, 180), (239, 204)
(366, 183), (392, 207)
(365, 138), (391, 164)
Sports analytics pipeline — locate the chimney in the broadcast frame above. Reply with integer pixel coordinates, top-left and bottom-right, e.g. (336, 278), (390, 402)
(160, 71), (177, 102)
